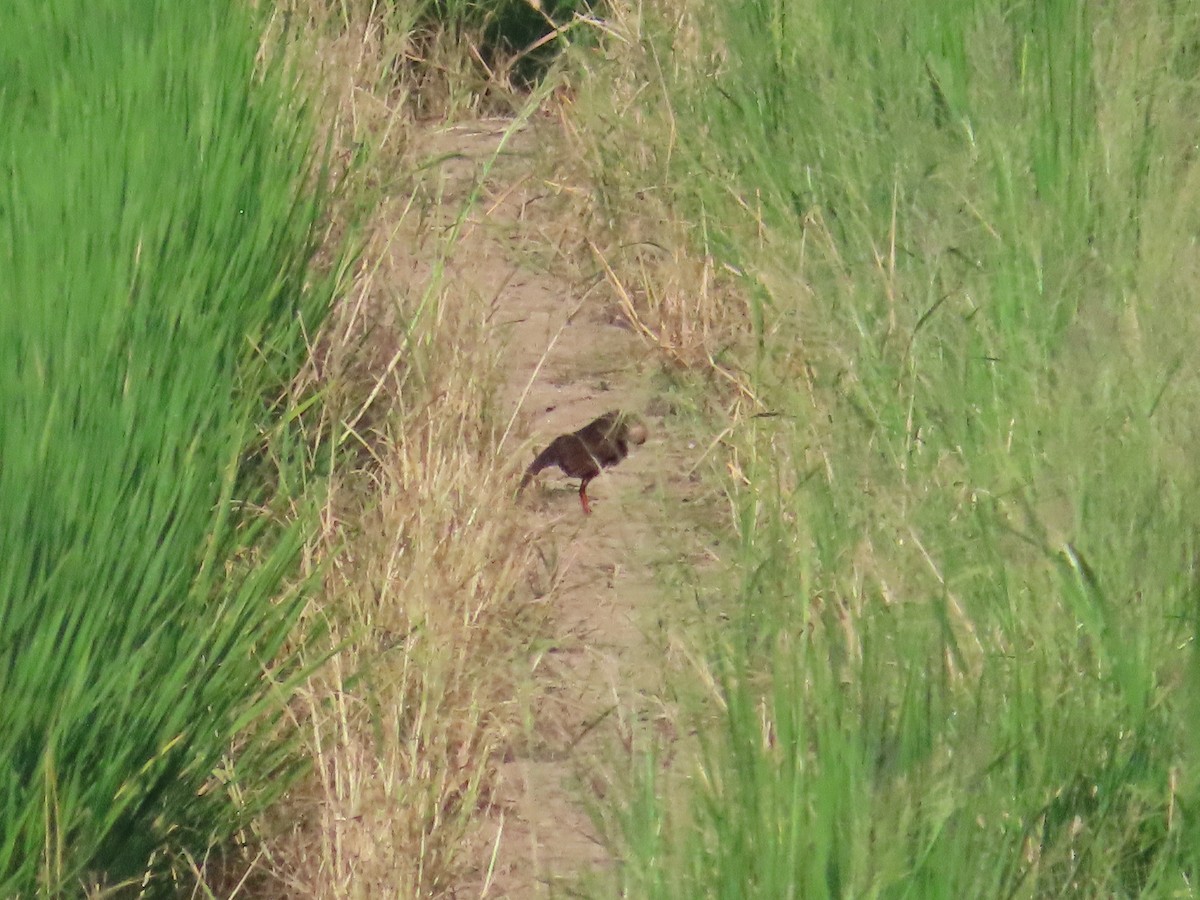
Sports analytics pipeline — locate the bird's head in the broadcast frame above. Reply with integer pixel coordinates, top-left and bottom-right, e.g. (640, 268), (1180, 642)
(623, 415), (648, 446)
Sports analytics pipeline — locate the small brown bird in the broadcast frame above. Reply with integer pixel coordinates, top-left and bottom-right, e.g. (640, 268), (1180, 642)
(519, 410), (648, 514)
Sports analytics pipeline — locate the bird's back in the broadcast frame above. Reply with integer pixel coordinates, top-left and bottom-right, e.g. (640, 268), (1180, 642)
(574, 412), (626, 467)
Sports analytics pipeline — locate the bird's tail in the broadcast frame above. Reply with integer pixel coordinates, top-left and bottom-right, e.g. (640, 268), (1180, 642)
(518, 444), (557, 492)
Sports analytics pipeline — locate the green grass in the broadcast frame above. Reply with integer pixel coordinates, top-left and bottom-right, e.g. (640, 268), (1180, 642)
(592, 0), (1200, 895)
(0, 1), (339, 893)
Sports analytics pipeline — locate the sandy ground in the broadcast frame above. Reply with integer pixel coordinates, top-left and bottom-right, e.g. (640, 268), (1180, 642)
(416, 118), (700, 897)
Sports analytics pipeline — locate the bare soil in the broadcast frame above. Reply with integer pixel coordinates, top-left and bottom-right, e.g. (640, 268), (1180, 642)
(416, 118), (709, 897)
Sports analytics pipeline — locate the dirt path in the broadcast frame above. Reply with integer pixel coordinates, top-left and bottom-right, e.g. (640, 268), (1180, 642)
(421, 118), (685, 897)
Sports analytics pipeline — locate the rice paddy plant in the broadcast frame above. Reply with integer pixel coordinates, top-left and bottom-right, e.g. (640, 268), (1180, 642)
(0, 0), (338, 892)
(596, 0), (1200, 894)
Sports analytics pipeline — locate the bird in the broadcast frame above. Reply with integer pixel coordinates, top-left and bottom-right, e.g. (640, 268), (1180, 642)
(518, 410), (648, 514)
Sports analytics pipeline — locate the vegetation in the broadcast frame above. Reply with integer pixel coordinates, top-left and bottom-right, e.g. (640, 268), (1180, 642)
(569, 0), (1200, 895)
(0, 0), (339, 893)
(9, 0), (1200, 895)
(246, 2), (553, 895)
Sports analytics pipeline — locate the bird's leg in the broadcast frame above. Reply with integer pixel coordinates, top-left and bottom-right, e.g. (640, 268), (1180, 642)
(578, 478), (593, 515)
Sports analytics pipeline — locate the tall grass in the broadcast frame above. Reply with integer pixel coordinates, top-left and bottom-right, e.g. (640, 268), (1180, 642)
(245, 4), (558, 893)
(582, 0), (1200, 894)
(272, 0), (595, 117)
(0, 0), (338, 892)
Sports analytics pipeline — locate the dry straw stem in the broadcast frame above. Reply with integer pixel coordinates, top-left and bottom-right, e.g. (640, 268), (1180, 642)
(587, 237), (759, 403)
(277, 185), (541, 896)
(532, 2), (759, 385)
(274, 410), (535, 896)
(263, 232), (542, 897)
(233, 6), (552, 898)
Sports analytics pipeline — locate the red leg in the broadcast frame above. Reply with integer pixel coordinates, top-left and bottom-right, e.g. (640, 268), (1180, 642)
(579, 479), (592, 515)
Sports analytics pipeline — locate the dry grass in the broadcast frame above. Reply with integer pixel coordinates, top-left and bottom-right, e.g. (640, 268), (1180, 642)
(219, 4), (553, 896)
(261, 0), (524, 128)
(527, 1), (758, 399)
(213, 1), (746, 894)
(268, 238), (538, 898)
(267, 372), (539, 896)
